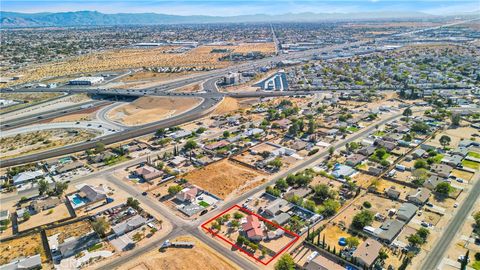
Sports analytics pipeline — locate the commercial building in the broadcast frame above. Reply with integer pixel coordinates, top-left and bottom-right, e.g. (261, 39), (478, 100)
(69, 76), (104, 85)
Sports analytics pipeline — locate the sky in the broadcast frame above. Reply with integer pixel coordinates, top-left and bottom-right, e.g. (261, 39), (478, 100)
(2, 0), (479, 16)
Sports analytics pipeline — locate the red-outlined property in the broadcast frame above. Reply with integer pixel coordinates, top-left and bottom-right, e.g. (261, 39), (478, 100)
(201, 204), (300, 265)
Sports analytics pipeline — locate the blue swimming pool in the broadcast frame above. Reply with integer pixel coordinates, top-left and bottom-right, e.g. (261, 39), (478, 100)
(71, 194), (88, 206)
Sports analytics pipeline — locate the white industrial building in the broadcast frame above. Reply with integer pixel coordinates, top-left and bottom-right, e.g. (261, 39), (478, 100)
(69, 76), (104, 86)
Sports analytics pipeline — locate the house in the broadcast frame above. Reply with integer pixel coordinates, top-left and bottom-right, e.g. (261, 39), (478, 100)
(345, 154), (367, 167)
(358, 146), (376, 156)
(263, 198), (292, 217)
(54, 232), (100, 259)
(290, 140), (308, 151)
(352, 238), (383, 267)
(77, 184), (107, 203)
(0, 210), (10, 223)
(430, 164), (453, 178)
(169, 156), (187, 167)
(305, 254), (345, 270)
(397, 203), (418, 221)
(134, 165), (163, 181)
(170, 130), (192, 140)
(385, 186), (401, 200)
(284, 187), (311, 200)
(90, 150), (117, 163)
(441, 154), (463, 167)
(272, 119), (291, 129)
(376, 219), (405, 243)
(0, 254), (42, 270)
(12, 170), (44, 186)
(368, 167), (383, 176)
(332, 164), (356, 179)
(376, 140), (396, 151)
(423, 175), (446, 190)
(56, 161), (84, 174)
(31, 197), (62, 213)
(176, 187), (199, 203)
(204, 140), (230, 151)
(244, 128), (264, 137)
(112, 215), (147, 236)
(411, 149), (427, 159)
(242, 215), (263, 241)
(271, 212), (291, 225)
(407, 188), (431, 205)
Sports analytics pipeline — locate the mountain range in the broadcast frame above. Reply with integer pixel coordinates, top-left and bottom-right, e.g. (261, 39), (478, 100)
(0, 10), (443, 28)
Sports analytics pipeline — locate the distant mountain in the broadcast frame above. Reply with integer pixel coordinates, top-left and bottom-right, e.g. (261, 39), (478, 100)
(0, 10), (437, 28)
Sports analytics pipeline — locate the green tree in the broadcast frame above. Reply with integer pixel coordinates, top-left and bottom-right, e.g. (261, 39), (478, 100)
(53, 182), (68, 196)
(407, 233), (424, 247)
(312, 184), (335, 202)
(234, 212), (244, 220)
(439, 135), (451, 148)
(38, 179), (49, 195)
(223, 131), (230, 138)
(22, 211), (31, 221)
(403, 107), (413, 117)
(95, 142), (105, 153)
(274, 254), (295, 270)
(321, 199), (340, 217)
(451, 114), (461, 126)
(328, 147), (335, 156)
(275, 179), (288, 190)
(473, 211), (480, 227)
(435, 182), (452, 195)
(126, 197), (140, 209)
(414, 159), (428, 169)
(268, 157), (283, 169)
(168, 185), (183, 196)
(183, 139), (198, 151)
(346, 236), (360, 248)
(352, 210), (374, 230)
(92, 217), (110, 236)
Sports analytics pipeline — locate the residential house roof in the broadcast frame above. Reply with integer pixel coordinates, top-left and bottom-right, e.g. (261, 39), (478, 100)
(12, 170), (44, 185)
(376, 219), (405, 243)
(263, 198), (292, 216)
(204, 140), (230, 151)
(242, 215), (263, 239)
(430, 164), (453, 177)
(135, 165), (162, 181)
(271, 212), (291, 225)
(112, 215), (147, 236)
(352, 238), (383, 267)
(176, 187), (198, 202)
(305, 254), (345, 270)
(0, 254), (42, 270)
(56, 161), (84, 174)
(346, 154), (367, 166)
(424, 175), (445, 190)
(397, 203), (418, 221)
(78, 184), (107, 202)
(407, 188), (431, 205)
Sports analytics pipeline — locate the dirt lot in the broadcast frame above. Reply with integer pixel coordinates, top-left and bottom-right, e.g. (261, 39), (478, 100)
(19, 203), (71, 232)
(0, 233), (47, 264)
(182, 159), (265, 200)
(0, 92), (62, 113)
(46, 220), (93, 243)
(0, 129), (98, 159)
(118, 235), (239, 270)
(212, 97), (259, 115)
(7, 43), (274, 86)
(427, 127), (479, 148)
(320, 224), (362, 251)
(107, 96), (202, 126)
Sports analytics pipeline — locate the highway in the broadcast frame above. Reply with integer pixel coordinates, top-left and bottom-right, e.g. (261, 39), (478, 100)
(0, 100), (110, 130)
(421, 172), (480, 270)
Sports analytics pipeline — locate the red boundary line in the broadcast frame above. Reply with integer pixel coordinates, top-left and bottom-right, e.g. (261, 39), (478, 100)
(201, 204), (300, 265)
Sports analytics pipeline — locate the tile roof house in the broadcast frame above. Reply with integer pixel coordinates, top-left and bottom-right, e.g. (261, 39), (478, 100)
(242, 215), (264, 241)
(397, 203), (418, 222)
(353, 238), (383, 267)
(204, 140), (230, 151)
(134, 165), (163, 181)
(407, 188), (431, 205)
(112, 215), (147, 236)
(78, 184), (107, 203)
(305, 254), (345, 270)
(176, 187), (199, 203)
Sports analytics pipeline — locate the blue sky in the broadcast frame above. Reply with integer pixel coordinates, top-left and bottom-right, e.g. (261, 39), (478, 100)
(2, 0), (479, 16)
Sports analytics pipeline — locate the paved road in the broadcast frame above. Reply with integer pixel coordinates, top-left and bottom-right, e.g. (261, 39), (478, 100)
(421, 172), (480, 270)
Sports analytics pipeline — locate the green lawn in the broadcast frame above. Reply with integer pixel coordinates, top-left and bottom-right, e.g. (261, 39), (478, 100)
(105, 155), (129, 166)
(198, 201), (210, 207)
(467, 151), (480, 159)
(472, 260), (480, 270)
(347, 126), (359, 132)
(373, 131), (385, 136)
(462, 159), (480, 170)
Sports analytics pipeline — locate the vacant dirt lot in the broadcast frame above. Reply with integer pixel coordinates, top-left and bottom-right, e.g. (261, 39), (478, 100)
(0, 233), (47, 265)
(0, 129), (98, 159)
(7, 43), (274, 86)
(428, 127), (479, 148)
(212, 97), (259, 115)
(118, 235), (239, 270)
(19, 203), (71, 232)
(183, 159), (264, 200)
(46, 220), (93, 243)
(107, 96), (201, 126)
(0, 92), (62, 113)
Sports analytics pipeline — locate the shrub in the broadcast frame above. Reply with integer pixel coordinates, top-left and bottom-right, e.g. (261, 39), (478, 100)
(363, 201), (372, 208)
